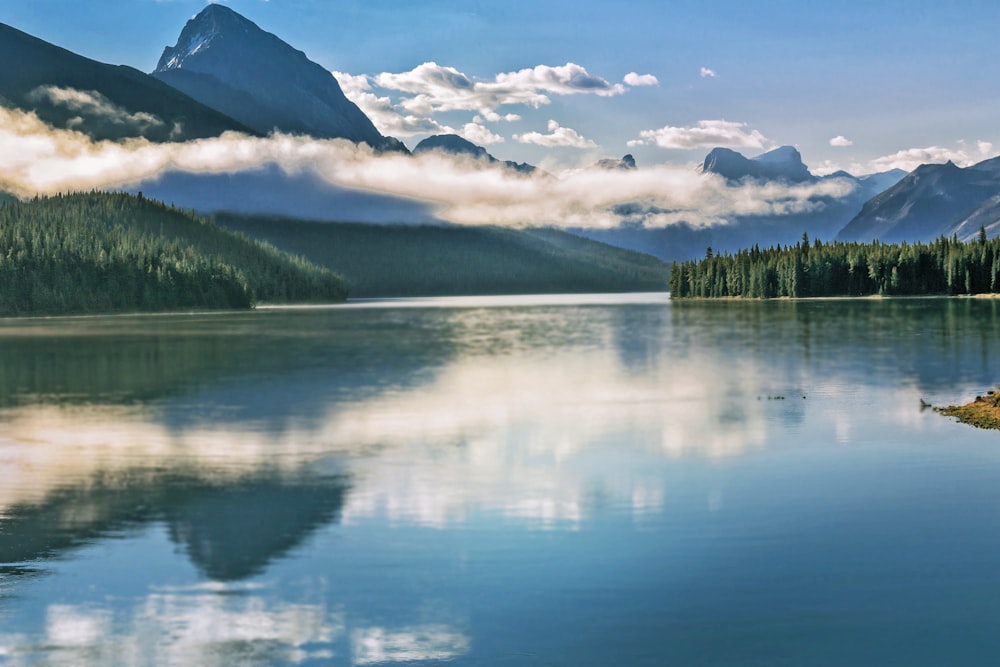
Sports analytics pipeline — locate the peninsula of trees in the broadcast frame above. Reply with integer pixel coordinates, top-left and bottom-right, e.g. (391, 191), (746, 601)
(670, 231), (1000, 299)
(0, 192), (347, 316)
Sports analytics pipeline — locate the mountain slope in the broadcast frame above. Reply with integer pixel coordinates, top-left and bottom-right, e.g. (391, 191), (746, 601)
(0, 22), (252, 141)
(837, 157), (1000, 242)
(0, 192), (346, 315)
(152, 4), (402, 151)
(413, 134), (538, 174)
(214, 214), (668, 297)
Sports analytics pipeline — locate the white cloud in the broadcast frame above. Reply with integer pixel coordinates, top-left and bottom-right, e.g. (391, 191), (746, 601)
(460, 122), (504, 146)
(811, 159), (868, 177)
(367, 61), (625, 118)
(628, 119), (769, 150)
(623, 72), (659, 87)
(514, 120), (597, 149)
(700, 67), (718, 78)
(333, 71), (453, 137)
(868, 140), (994, 172)
(829, 135), (853, 147)
(475, 110), (521, 123)
(27, 86), (165, 133)
(0, 106), (855, 230)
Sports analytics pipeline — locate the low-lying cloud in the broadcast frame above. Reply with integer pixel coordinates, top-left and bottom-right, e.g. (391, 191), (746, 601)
(0, 106), (856, 229)
(27, 85), (168, 134)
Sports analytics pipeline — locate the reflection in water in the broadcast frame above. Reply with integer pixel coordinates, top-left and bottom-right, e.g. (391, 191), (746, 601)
(0, 587), (469, 666)
(4, 297), (1000, 551)
(351, 625), (471, 665)
(2, 296), (1000, 665)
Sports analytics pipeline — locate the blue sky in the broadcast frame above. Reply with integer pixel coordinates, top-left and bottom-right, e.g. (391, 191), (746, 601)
(3, 0), (1000, 175)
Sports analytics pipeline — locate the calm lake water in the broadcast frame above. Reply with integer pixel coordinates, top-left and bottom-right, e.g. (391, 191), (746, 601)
(2, 293), (1000, 666)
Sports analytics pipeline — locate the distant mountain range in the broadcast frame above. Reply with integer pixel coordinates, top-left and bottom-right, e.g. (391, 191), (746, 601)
(1, 5), (999, 263)
(576, 147), (908, 261)
(413, 134), (538, 175)
(838, 156), (1000, 243)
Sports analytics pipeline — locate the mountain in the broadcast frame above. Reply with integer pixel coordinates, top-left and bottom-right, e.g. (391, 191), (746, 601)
(595, 154), (637, 170)
(134, 166), (438, 224)
(573, 147), (907, 262)
(152, 4), (403, 151)
(702, 145), (813, 183)
(837, 157), (1000, 243)
(0, 191), (346, 316)
(214, 213), (668, 297)
(413, 134), (538, 175)
(0, 22), (252, 141)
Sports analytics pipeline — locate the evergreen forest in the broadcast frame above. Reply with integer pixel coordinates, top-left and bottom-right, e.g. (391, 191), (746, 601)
(0, 192), (346, 316)
(670, 231), (1000, 299)
(216, 214), (669, 297)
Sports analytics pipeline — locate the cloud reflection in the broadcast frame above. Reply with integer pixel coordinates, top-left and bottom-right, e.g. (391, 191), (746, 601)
(0, 593), (344, 666)
(0, 344), (782, 535)
(351, 625), (471, 665)
(0, 589), (471, 666)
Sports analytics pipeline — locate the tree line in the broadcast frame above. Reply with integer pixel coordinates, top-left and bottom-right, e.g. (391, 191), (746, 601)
(670, 230), (1000, 299)
(0, 191), (347, 316)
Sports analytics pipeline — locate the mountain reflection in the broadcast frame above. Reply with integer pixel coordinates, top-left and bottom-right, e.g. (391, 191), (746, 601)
(0, 466), (350, 582)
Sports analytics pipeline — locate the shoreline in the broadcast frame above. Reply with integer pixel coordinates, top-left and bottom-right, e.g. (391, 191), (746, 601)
(937, 388), (1000, 431)
(671, 293), (1000, 302)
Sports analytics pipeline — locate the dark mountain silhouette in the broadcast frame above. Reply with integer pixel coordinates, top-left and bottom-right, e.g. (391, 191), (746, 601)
(0, 21), (252, 141)
(413, 134), (538, 174)
(702, 145), (813, 183)
(595, 154), (637, 170)
(152, 4), (404, 151)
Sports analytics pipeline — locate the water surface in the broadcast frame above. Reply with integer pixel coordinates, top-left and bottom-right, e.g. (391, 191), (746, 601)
(2, 294), (1000, 666)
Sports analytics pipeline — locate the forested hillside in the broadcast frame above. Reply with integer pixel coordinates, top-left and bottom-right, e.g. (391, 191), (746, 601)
(671, 231), (1000, 299)
(215, 215), (668, 297)
(0, 192), (346, 316)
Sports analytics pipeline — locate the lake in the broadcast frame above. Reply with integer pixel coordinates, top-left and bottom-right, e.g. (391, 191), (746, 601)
(2, 293), (1000, 666)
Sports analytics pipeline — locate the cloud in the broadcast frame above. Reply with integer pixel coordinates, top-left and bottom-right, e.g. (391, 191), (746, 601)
(829, 135), (853, 147)
(623, 72), (659, 87)
(700, 67), (718, 78)
(514, 120), (597, 149)
(475, 110), (521, 123)
(628, 119), (769, 150)
(27, 86), (165, 133)
(460, 122), (504, 146)
(332, 71), (453, 138)
(810, 159), (867, 177)
(357, 61), (626, 120)
(868, 140), (994, 172)
(0, 106), (855, 230)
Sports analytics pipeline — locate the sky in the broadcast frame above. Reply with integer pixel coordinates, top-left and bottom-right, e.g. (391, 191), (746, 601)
(1, 0), (1000, 229)
(3, 0), (999, 175)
